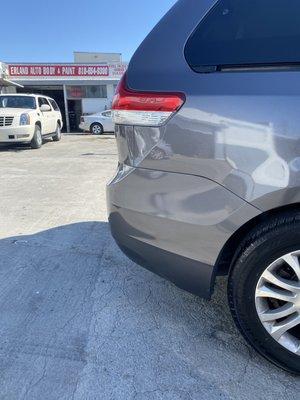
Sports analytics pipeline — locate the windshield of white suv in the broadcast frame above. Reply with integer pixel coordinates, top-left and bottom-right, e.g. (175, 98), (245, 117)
(0, 96), (36, 109)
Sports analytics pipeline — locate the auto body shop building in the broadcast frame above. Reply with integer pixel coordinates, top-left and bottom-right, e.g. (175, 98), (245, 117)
(5, 52), (127, 132)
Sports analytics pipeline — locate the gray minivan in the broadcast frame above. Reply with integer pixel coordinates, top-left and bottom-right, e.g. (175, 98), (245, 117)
(107, 0), (300, 373)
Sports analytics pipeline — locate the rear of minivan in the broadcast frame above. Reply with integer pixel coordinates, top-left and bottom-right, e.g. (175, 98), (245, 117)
(107, 0), (300, 373)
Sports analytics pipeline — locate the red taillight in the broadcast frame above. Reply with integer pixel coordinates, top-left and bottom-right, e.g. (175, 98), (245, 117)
(112, 73), (185, 126)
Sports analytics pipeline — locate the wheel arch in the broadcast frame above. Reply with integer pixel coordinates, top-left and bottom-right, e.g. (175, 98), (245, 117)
(214, 202), (300, 277)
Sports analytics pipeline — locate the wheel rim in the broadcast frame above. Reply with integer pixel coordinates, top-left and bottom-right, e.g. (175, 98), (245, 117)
(92, 125), (101, 134)
(255, 250), (300, 355)
(37, 130), (42, 145)
(57, 126), (61, 137)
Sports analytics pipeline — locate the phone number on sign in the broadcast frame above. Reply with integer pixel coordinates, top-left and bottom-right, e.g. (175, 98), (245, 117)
(76, 66), (109, 76)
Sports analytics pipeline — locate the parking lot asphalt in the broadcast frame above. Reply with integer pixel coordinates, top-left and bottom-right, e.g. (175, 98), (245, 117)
(0, 134), (299, 400)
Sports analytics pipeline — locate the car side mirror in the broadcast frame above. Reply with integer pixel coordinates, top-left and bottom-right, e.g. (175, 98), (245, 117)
(40, 104), (51, 112)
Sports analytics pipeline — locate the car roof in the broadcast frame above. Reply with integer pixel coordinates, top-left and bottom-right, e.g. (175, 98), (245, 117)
(0, 93), (55, 100)
(0, 93), (35, 96)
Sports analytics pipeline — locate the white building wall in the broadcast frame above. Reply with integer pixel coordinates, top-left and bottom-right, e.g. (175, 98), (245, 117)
(107, 83), (116, 100)
(74, 52), (122, 63)
(82, 98), (108, 115)
(81, 84), (116, 114)
(0, 86), (17, 94)
(0, 61), (19, 94)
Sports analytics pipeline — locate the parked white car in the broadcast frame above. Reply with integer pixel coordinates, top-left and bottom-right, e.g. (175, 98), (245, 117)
(79, 110), (114, 134)
(0, 94), (63, 149)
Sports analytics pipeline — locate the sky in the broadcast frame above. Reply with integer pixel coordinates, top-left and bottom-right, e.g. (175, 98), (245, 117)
(1, 0), (177, 63)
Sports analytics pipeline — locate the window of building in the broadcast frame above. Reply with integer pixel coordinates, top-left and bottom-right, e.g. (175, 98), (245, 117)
(66, 85), (107, 99)
(185, 0), (300, 71)
(86, 85), (107, 98)
(66, 86), (86, 99)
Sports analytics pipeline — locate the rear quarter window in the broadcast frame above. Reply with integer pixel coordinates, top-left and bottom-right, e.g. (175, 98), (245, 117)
(49, 99), (59, 111)
(185, 0), (300, 71)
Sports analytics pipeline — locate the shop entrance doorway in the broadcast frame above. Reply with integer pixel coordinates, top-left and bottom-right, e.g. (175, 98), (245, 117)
(67, 100), (82, 132)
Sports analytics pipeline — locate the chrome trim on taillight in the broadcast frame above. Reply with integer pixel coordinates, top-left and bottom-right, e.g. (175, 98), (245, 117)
(113, 110), (173, 126)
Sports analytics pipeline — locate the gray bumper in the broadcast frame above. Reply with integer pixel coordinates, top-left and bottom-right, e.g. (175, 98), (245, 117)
(109, 207), (214, 298)
(107, 165), (260, 298)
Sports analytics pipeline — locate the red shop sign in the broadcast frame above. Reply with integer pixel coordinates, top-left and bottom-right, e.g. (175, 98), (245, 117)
(8, 64), (109, 77)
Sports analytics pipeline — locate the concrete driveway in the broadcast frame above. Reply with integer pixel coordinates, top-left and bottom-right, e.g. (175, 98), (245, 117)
(0, 135), (298, 399)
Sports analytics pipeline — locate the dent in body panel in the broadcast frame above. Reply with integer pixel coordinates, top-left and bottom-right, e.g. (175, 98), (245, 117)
(138, 95), (300, 209)
(115, 125), (164, 167)
(108, 167), (260, 266)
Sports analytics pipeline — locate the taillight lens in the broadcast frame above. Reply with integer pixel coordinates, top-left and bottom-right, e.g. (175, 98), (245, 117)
(112, 74), (185, 126)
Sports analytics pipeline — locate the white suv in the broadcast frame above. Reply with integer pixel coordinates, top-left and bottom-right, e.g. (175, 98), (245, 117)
(0, 94), (63, 149)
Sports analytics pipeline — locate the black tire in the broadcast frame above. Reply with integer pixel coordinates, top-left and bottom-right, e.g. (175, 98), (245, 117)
(90, 123), (103, 135)
(52, 123), (62, 142)
(228, 212), (300, 374)
(30, 125), (42, 149)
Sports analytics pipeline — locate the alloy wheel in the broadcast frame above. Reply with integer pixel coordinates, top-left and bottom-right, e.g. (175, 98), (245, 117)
(92, 124), (102, 134)
(255, 251), (300, 355)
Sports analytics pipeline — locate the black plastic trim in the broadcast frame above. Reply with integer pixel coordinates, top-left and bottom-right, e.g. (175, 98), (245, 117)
(191, 63), (300, 74)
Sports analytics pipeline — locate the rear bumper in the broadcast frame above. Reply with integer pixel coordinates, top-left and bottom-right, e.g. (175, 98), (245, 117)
(107, 165), (260, 298)
(0, 126), (34, 143)
(79, 122), (90, 131)
(109, 207), (214, 298)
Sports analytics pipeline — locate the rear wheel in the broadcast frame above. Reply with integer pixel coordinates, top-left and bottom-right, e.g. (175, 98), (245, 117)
(52, 124), (62, 142)
(30, 125), (42, 149)
(228, 213), (300, 374)
(90, 123), (103, 135)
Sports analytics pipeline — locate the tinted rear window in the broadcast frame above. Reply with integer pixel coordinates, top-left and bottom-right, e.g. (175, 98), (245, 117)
(185, 0), (300, 70)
